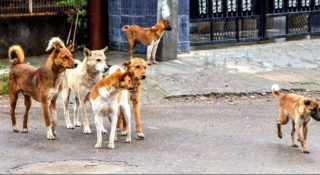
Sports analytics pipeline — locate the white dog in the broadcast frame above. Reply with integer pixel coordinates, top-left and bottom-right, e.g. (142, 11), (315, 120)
(89, 66), (136, 149)
(61, 47), (109, 134)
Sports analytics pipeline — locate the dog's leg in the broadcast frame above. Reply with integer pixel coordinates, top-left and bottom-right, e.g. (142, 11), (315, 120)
(128, 40), (135, 59)
(79, 97), (91, 134)
(94, 114), (103, 149)
(295, 118), (309, 153)
(277, 108), (288, 139)
(121, 103), (132, 143)
(303, 121), (309, 141)
(22, 95), (31, 133)
(117, 110), (124, 132)
(41, 101), (55, 140)
(108, 110), (119, 149)
(151, 40), (160, 64)
(147, 44), (153, 65)
(73, 97), (81, 127)
(99, 117), (107, 134)
(132, 86), (145, 139)
(62, 88), (74, 129)
(9, 92), (19, 132)
(291, 120), (298, 147)
(50, 97), (58, 136)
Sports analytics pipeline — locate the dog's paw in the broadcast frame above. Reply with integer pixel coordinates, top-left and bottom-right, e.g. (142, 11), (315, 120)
(74, 122), (82, 127)
(116, 128), (120, 132)
(152, 61), (158, 64)
(95, 142), (103, 149)
(278, 132), (283, 139)
(303, 149), (310, 154)
(292, 144), (298, 148)
(107, 143), (115, 149)
(125, 138), (132, 143)
(102, 128), (108, 134)
(66, 123), (75, 129)
(83, 127), (92, 134)
(137, 132), (145, 139)
(47, 131), (56, 140)
(121, 131), (128, 136)
(22, 128), (28, 133)
(12, 126), (19, 133)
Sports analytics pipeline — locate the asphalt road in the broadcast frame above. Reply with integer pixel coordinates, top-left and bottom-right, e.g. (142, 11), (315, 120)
(1, 95), (320, 174)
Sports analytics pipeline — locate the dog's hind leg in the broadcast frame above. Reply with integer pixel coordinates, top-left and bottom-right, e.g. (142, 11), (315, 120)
(22, 95), (31, 133)
(62, 88), (74, 129)
(277, 108), (289, 139)
(73, 97), (81, 127)
(291, 120), (298, 147)
(121, 102), (132, 143)
(9, 91), (19, 132)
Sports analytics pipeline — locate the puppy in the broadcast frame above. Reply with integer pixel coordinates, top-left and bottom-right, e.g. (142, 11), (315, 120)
(61, 47), (109, 134)
(122, 19), (172, 64)
(8, 37), (76, 140)
(114, 58), (148, 139)
(89, 69), (138, 149)
(272, 84), (320, 153)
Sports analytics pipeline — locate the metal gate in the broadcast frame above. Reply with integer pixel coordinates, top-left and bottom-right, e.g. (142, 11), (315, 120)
(190, 0), (320, 46)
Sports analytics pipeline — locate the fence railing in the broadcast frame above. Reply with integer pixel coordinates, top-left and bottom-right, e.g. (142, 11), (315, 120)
(0, 0), (79, 17)
(190, 0), (320, 46)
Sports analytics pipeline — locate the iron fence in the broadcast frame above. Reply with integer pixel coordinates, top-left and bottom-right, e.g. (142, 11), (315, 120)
(190, 0), (320, 46)
(0, 0), (78, 17)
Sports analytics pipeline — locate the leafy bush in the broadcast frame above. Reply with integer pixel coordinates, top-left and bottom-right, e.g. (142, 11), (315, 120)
(0, 75), (8, 95)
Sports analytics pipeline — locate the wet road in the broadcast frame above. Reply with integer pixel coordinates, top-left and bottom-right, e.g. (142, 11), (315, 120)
(1, 95), (320, 173)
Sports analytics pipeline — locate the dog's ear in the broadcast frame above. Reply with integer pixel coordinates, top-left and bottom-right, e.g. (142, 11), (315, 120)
(67, 44), (75, 52)
(121, 60), (131, 68)
(83, 48), (91, 57)
(304, 99), (312, 106)
(101, 46), (108, 53)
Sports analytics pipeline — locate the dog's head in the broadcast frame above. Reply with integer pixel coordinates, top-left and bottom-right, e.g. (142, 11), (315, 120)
(304, 99), (320, 121)
(158, 19), (172, 31)
(54, 44), (77, 69)
(121, 58), (148, 81)
(83, 46), (109, 73)
(114, 69), (135, 91)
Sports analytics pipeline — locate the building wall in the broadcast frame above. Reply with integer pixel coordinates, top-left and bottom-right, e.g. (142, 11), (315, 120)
(108, 0), (191, 53)
(0, 16), (69, 59)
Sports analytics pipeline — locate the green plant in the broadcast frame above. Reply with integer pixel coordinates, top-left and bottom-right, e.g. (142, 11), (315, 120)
(0, 63), (6, 70)
(0, 75), (8, 95)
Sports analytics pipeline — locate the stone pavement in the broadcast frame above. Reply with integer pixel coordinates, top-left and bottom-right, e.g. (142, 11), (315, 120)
(1, 38), (320, 104)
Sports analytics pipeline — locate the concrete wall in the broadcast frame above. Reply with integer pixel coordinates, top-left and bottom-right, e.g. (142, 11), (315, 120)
(178, 0), (190, 53)
(0, 16), (70, 59)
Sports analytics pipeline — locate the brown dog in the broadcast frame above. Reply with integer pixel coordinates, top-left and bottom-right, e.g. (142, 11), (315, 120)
(122, 19), (172, 64)
(8, 37), (76, 140)
(272, 84), (320, 153)
(112, 58), (148, 139)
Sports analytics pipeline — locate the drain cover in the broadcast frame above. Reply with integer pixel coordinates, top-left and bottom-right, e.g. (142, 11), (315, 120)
(10, 160), (128, 174)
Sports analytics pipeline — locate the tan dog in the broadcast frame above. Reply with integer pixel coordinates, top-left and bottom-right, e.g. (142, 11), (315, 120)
(122, 19), (172, 64)
(112, 58), (148, 139)
(89, 68), (138, 149)
(61, 47), (109, 134)
(272, 84), (320, 153)
(8, 37), (76, 140)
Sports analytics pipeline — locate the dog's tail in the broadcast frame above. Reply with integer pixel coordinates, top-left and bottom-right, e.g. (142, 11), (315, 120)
(271, 84), (283, 99)
(8, 45), (25, 66)
(45, 37), (66, 52)
(121, 25), (130, 32)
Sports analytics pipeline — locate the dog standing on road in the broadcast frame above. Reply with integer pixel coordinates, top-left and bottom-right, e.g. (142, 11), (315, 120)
(8, 37), (76, 140)
(272, 84), (320, 153)
(61, 47), (109, 134)
(122, 19), (172, 64)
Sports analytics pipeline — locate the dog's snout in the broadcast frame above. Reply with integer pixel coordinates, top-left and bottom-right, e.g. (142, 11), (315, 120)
(73, 63), (78, 68)
(141, 74), (146, 80)
(166, 26), (172, 31)
(104, 66), (109, 73)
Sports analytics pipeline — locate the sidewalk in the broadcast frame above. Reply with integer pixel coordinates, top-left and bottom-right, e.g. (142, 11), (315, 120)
(1, 38), (320, 104)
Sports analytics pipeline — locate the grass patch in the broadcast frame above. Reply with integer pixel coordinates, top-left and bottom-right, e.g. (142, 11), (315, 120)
(0, 75), (8, 95)
(0, 63), (7, 70)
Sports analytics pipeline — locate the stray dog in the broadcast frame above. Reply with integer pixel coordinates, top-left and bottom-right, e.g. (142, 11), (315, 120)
(122, 19), (172, 64)
(113, 58), (148, 139)
(89, 68), (139, 149)
(61, 47), (109, 134)
(272, 84), (320, 153)
(8, 37), (76, 140)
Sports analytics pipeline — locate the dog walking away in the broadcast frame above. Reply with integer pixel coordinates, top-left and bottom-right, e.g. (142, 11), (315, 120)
(114, 58), (148, 139)
(61, 47), (109, 134)
(271, 84), (320, 153)
(8, 37), (76, 140)
(89, 68), (138, 149)
(122, 19), (172, 64)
